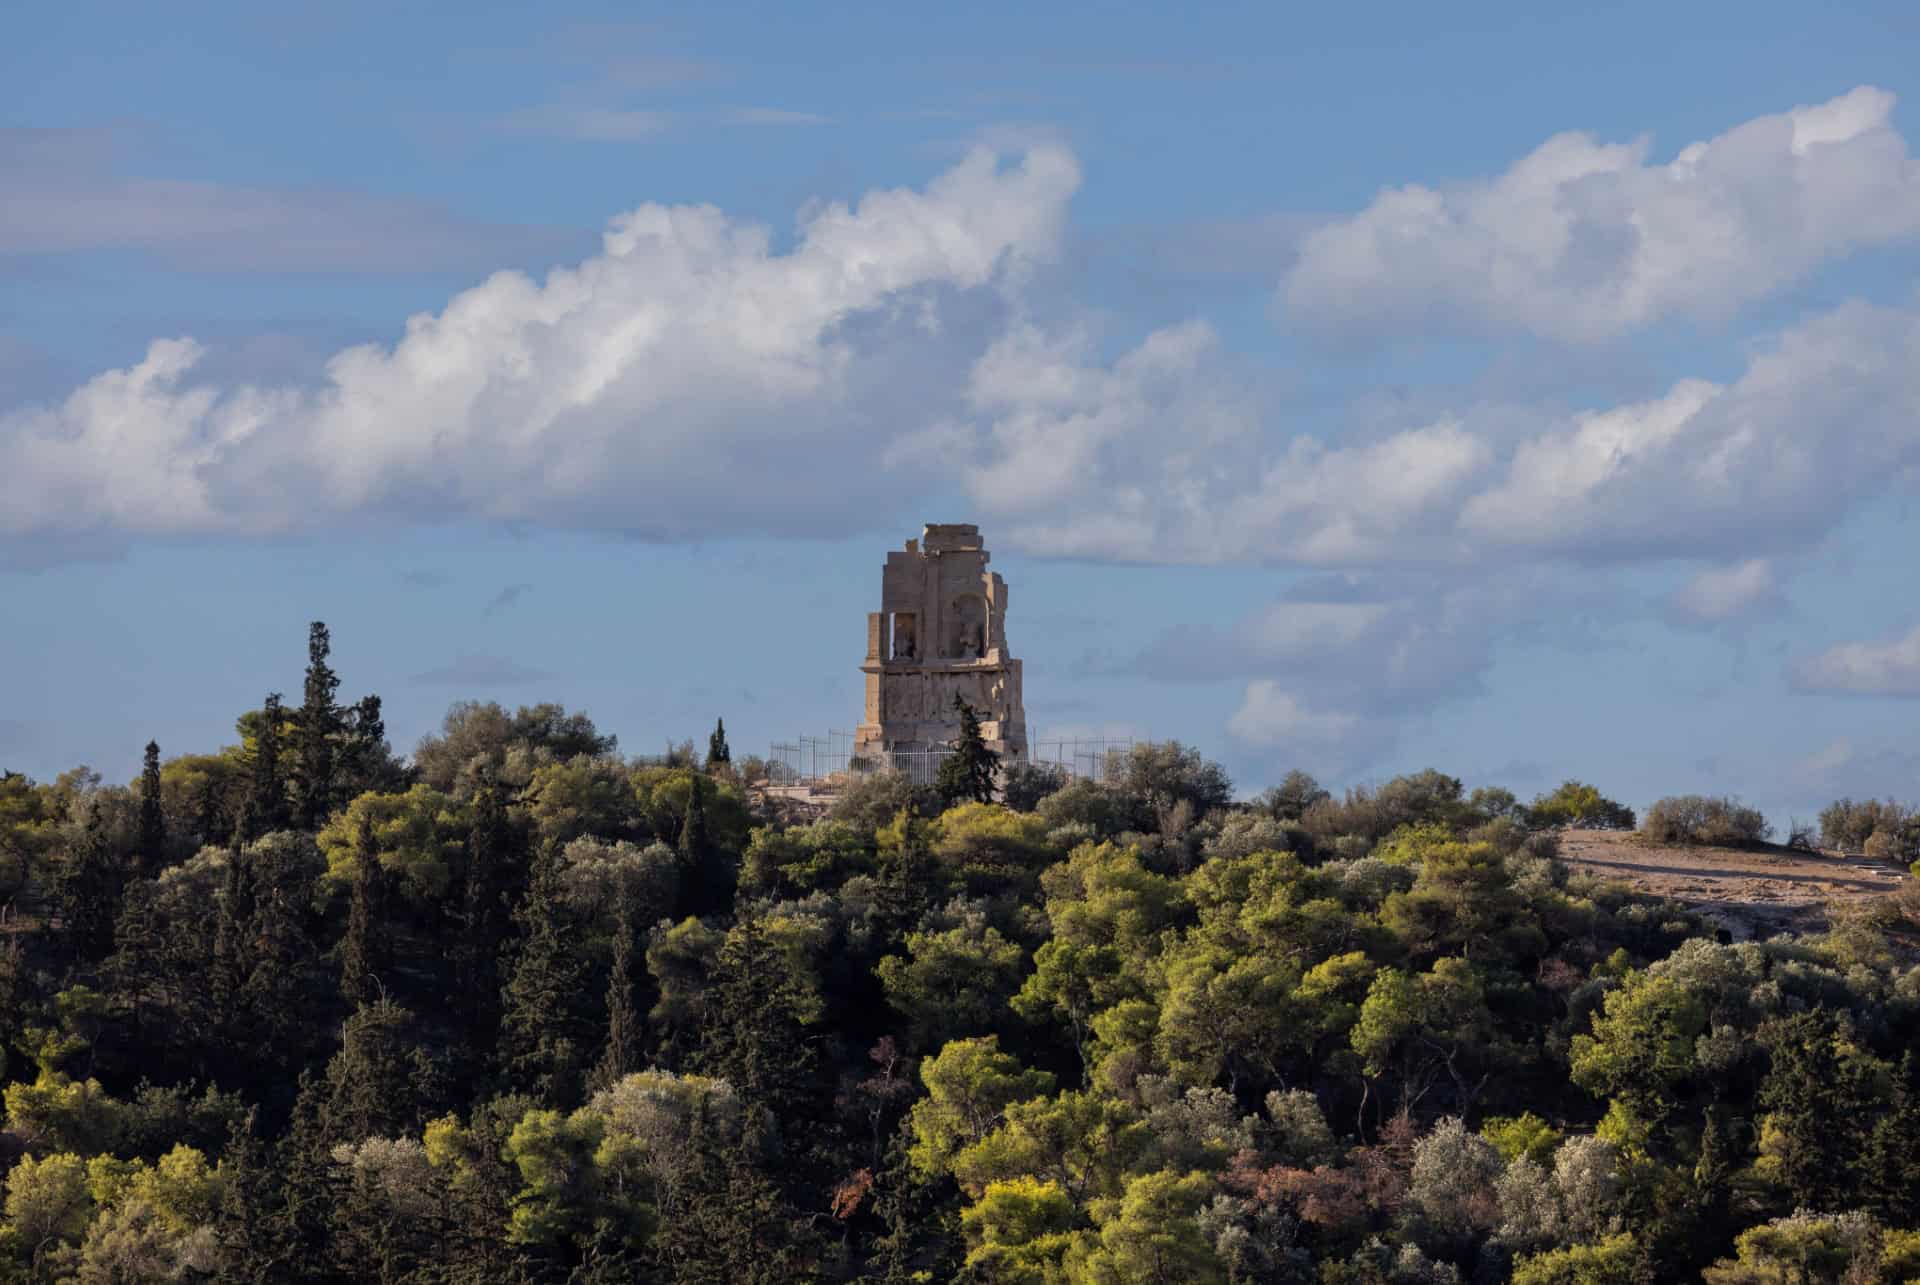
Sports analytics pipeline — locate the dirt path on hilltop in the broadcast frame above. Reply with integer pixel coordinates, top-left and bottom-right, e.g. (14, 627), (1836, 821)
(1555, 830), (1912, 939)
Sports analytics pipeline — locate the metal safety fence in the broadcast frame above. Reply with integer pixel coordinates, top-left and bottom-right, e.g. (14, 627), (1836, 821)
(768, 732), (1141, 789)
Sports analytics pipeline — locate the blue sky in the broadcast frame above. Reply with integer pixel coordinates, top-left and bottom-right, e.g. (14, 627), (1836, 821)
(6, 1), (1920, 828)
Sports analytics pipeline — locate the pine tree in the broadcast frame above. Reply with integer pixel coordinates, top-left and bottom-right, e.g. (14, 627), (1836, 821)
(707, 717), (732, 770)
(499, 840), (590, 1104)
(594, 877), (641, 1089)
(293, 622), (341, 830)
(340, 809), (388, 1007)
(238, 694), (289, 842)
(934, 695), (999, 807)
(137, 740), (166, 875)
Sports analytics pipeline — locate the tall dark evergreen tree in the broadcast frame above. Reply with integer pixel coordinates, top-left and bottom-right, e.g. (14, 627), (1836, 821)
(594, 877), (641, 1089)
(679, 773), (710, 862)
(1756, 1009), (1879, 1210)
(212, 846), (255, 1017)
(238, 693), (289, 842)
(707, 717), (732, 770)
(677, 771), (727, 916)
(293, 622), (342, 830)
(695, 906), (816, 1122)
(138, 739), (166, 874)
(195, 772), (227, 851)
(499, 840), (589, 1104)
(456, 767), (516, 1053)
(235, 835), (323, 1067)
(1868, 1052), (1920, 1225)
(340, 809), (389, 1007)
(934, 695), (999, 807)
(214, 1108), (299, 1285)
(340, 693), (397, 798)
(324, 997), (427, 1143)
(58, 801), (122, 961)
(105, 880), (164, 1036)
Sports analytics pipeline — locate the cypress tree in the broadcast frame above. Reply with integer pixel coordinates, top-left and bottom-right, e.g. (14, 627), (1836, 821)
(138, 740), (166, 874)
(707, 717), (732, 770)
(324, 997), (423, 1142)
(594, 876), (641, 1089)
(456, 768), (516, 1053)
(1868, 1053), (1920, 1224)
(340, 693), (392, 798)
(695, 905), (816, 1121)
(678, 771), (724, 916)
(214, 1108), (298, 1284)
(195, 771), (226, 851)
(236, 834), (322, 1066)
(679, 773), (709, 861)
(499, 840), (589, 1104)
(239, 694), (289, 842)
(212, 846), (255, 1034)
(934, 695), (999, 807)
(106, 880), (163, 1036)
(58, 802), (122, 961)
(341, 809), (388, 1007)
(293, 622), (341, 830)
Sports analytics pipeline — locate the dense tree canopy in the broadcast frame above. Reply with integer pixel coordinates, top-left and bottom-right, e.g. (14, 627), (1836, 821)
(0, 625), (1916, 1282)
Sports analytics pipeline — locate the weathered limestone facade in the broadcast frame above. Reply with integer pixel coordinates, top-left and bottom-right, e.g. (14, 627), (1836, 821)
(855, 524), (1028, 764)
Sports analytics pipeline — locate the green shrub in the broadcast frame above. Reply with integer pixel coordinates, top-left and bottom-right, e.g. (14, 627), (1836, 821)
(1641, 795), (1770, 847)
(1526, 781), (1636, 831)
(1818, 797), (1912, 852)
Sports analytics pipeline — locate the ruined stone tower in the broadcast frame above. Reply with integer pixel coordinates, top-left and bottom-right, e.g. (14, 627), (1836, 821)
(854, 523), (1028, 765)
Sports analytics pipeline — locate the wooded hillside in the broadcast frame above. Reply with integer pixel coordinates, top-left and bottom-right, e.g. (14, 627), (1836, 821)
(1, 623), (1917, 1283)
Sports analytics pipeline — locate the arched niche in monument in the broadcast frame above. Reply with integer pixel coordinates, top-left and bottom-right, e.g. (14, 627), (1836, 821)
(948, 593), (986, 659)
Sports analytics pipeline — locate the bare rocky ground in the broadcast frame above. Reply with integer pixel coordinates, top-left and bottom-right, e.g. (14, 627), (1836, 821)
(1555, 829), (1915, 941)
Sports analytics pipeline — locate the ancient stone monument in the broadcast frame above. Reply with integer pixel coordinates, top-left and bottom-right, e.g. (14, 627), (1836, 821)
(855, 523), (1028, 766)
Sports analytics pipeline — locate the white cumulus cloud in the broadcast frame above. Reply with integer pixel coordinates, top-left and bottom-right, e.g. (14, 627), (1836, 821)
(1283, 86), (1920, 343)
(0, 145), (1081, 544)
(948, 298), (1920, 569)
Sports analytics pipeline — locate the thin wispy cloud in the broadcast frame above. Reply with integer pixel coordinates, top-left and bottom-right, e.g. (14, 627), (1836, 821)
(410, 653), (553, 687)
(0, 127), (589, 273)
(725, 107), (832, 126)
(484, 583), (535, 616)
(1792, 623), (1920, 697)
(497, 106), (673, 142)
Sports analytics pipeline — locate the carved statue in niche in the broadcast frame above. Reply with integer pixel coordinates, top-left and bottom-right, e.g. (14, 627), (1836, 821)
(949, 593), (986, 660)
